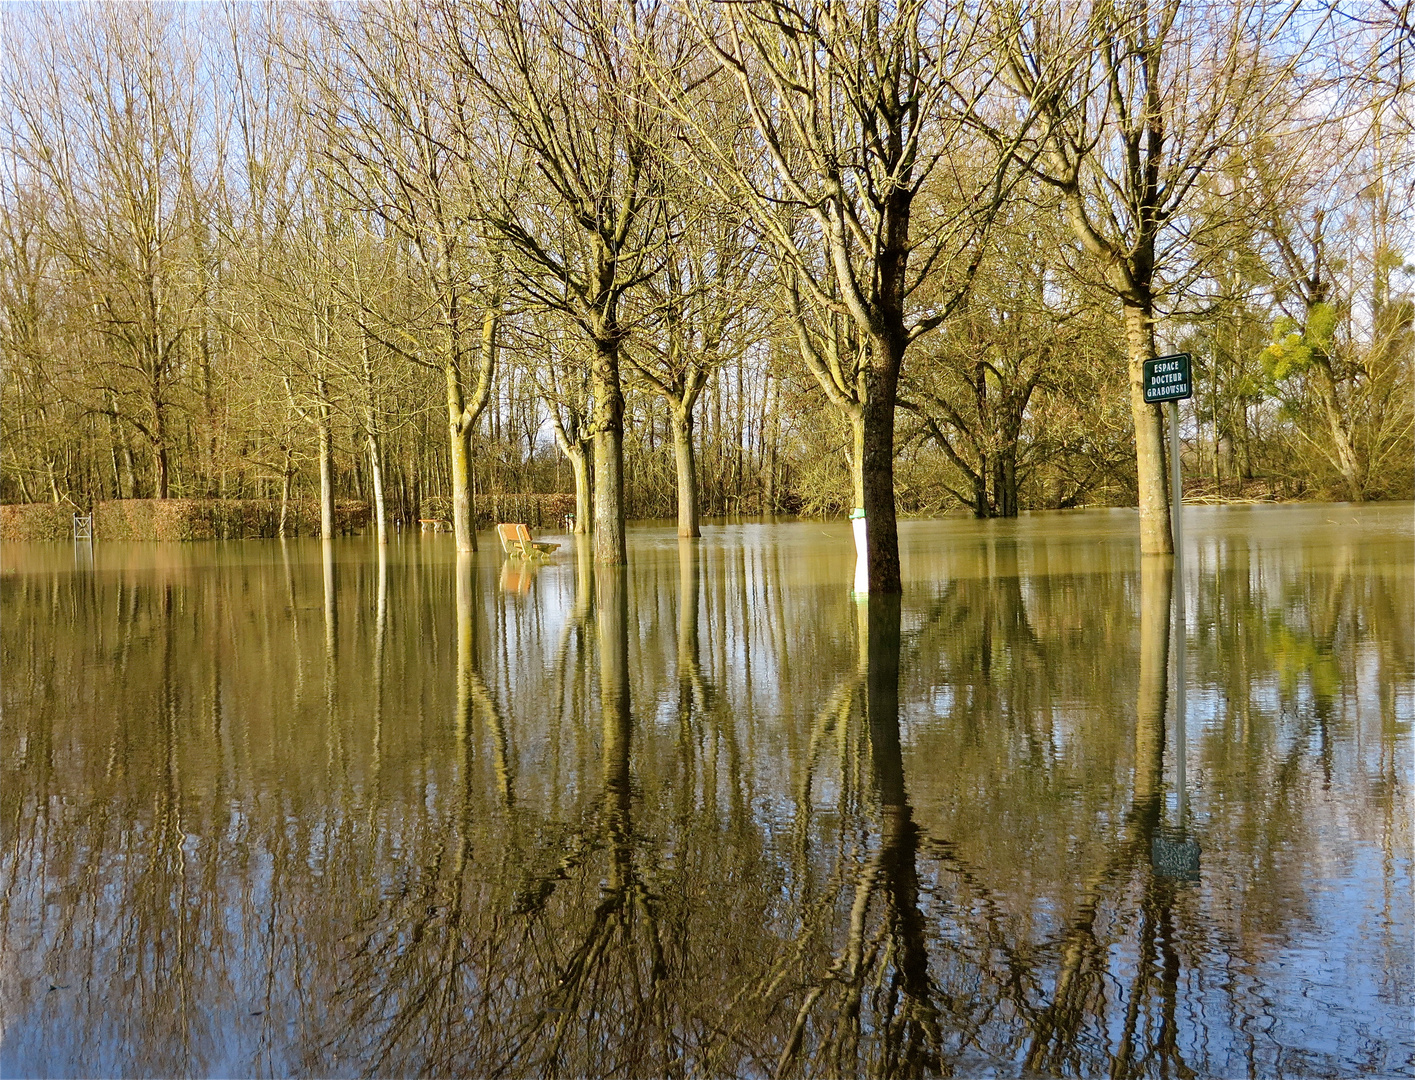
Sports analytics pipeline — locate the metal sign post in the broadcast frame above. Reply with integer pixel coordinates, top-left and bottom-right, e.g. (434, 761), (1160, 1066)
(1142, 352), (1193, 569)
(1144, 352), (1199, 880)
(1170, 395), (1186, 820)
(1169, 396), (1183, 599)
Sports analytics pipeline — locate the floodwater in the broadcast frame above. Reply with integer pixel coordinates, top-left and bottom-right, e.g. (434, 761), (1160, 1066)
(1, 504), (1411, 1079)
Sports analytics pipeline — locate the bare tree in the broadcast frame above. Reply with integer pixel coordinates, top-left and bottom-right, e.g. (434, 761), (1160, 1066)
(998, 0), (1317, 552)
(521, 315), (597, 534)
(627, 203), (769, 537)
(667, 0), (1034, 592)
(902, 195), (1130, 517)
(1235, 15), (1415, 500)
(300, 2), (498, 551)
(0, 172), (78, 503)
(267, 159), (354, 540)
(445, 0), (679, 565)
(4, 2), (217, 499)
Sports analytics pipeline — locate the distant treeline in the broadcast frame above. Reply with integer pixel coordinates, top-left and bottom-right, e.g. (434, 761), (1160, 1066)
(1, 2), (1410, 563)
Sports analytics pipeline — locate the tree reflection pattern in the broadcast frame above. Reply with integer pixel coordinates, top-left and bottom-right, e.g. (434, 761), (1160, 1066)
(0, 512), (1410, 1078)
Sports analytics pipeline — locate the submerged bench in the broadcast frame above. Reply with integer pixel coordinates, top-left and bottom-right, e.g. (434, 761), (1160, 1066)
(496, 522), (560, 558)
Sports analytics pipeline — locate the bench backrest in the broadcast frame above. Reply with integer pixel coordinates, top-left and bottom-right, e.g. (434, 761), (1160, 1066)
(496, 523), (523, 554)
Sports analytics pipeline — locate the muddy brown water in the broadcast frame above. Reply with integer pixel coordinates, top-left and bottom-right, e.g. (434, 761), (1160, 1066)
(2, 503), (1411, 1077)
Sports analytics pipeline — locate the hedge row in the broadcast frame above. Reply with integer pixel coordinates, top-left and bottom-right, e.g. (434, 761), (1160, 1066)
(1, 499), (369, 542)
(1, 494), (577, 541)
(418, 493), (577, 531)
(0, 502), (75, 542)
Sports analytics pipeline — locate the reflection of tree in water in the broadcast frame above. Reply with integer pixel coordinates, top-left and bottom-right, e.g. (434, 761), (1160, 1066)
(318, 551), (520, 1074)
(763, 587), (1072, 1078)
(766, 595), (942, 1078)
(0, 568), (241, 1077)
(322, 555), (682, 1076)
(1021, 556), (1180, 1077)
(1186, 531), (1411, 973)
(506, 550), (779, 1076)
(529, 565), (668, 1070)
(759, 557), (1196, 1079)
(2, 525), (1406, 1078)
(280, 533), (1413, 1076)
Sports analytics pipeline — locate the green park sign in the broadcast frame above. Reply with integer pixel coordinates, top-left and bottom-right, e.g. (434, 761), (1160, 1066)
(1143, 352), (1193, 403)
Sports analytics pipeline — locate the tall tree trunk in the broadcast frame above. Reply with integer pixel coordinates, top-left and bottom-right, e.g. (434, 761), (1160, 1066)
(106, 395), (126, 498)
(1123, 301), (1173, 555)
(362, 336), (388, 545)
(368, 431), (387, 546)
(444, 306), (498, 553)
(446, 365), (477, 553)
(712, 370), (724, 513)
(849, 413), (866, 510)
(592, 337), (627, 565)
(734, 355), (745, 501)
(152, 391), (170, 499)
(199, 307), (218, 497)
(565, 443), (591, 535)
(861, 334), (903, 594)
(317, 373), (334, 539)
(279, 446), (293, 540)
(109, 444), (123, 500)
(999, 420), (1020, 518)
(121, 425), (138, 498)
(1310, 357), (1362, 498)
(671, 408), (700, 539)
(448, 407), (474, 550)
(153, 443), (169, 499)
(972, 469), (991, 519)
(765, 375), (780, 514)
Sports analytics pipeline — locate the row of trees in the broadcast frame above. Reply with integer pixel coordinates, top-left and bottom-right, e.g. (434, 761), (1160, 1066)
(2, 1), (1410, 584)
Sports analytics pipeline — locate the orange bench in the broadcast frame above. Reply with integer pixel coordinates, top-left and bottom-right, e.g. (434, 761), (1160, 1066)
(496, 523), (560, 558)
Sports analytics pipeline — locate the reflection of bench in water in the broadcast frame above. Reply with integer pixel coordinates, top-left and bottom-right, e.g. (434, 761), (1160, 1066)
(496, 523), (559, 558)
(500, 558), (538, 594)
(419, 518), (452, 532)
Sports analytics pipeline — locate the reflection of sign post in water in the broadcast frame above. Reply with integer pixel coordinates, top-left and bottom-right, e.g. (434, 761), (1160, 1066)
(1146, 353), (1200, 880)
(73, 513), (94, 570)
(1153, 626), (1200, 883)
(1152, 614), (1200, 881)
(1152, 831), (1200, 879)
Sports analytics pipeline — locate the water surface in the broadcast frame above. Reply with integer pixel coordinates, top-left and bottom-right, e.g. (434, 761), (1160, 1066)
(2, 504), (1411, 1077)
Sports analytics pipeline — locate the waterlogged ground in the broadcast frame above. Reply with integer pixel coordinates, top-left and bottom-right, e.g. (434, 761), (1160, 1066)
(2, 504), (1411, 1078)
